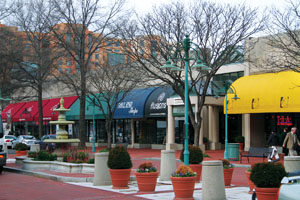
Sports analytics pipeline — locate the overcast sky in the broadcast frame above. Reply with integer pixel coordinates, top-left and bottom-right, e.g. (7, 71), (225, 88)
(126, 0), (289, 15)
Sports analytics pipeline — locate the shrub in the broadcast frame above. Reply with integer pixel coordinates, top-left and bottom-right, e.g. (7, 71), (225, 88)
(27, 151), (38, 158)
(203, 137), (209, 143)
(34, 151), (57, 161)
(136, 162), (157, 173)
(172, 165), (196, 177)
(63, 153), (71, 162)
(180, 145), (203, 164)
(235, 136), (245, 143)
(98, 148), (109, 153)
(250, 162), (287, 188)
(107, 146), (132, 169)
(14, 143), (28, 151)
(221, 159), (234, 169)
(88, 158), (95, 164)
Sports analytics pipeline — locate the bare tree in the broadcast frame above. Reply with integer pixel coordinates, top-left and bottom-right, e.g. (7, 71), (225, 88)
(266, 0), (300, 71)
(121, 1), (265, 146)
(0, 0), (19, 21)
(87, 60), (143, 148)
(10, 0), (59, 138)
(46, 0), (128, 147)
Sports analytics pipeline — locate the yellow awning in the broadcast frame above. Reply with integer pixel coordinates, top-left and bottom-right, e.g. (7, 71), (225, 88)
(226, 71), (300, 114)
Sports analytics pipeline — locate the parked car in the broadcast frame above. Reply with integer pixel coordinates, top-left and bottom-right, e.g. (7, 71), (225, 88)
(0, 115), (6, 174)
(0, 135), (17, 149)
(12, 135), (38, 149)
(278, 170), (300, 200)
(36, 134), (56, 151)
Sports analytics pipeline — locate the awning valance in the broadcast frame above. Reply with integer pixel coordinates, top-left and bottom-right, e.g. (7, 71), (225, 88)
(226, 71), (300, 114)
(1, 102), (26, 122)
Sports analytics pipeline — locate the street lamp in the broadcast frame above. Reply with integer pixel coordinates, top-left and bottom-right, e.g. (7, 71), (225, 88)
(20, 108), (32, 135)
(161, 34), (211, 165)
(214, 80), (240, 159)
(87, 98), (96, 153)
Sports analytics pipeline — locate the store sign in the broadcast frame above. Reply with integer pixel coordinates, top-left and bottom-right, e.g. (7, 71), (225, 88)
(277, 115), (292, 126)
(117, 101), (138, 115)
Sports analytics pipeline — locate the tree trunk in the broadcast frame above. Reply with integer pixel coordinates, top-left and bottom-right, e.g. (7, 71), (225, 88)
(38, 78), (43, 139)
(106, 119), (112, 149)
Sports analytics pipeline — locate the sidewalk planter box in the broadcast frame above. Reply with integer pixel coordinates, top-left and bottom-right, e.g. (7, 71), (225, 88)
(135, 172), (158, 192)
(109, 169), (131, 189)
(16, 150), (27, 157)
(171, 176), (196, 199)
(22, 159), (94, 174)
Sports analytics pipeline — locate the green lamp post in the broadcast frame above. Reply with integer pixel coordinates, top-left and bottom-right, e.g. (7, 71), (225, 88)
(161, 34), (211, 165)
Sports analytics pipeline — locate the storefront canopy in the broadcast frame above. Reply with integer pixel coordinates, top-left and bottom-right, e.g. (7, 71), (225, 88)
(114, 87), (156, 119)
(35, 96), (78, 121)
(1, 102), (26, 122)
(66, 95), (108, 120)
(144, 86), (173, 118)
(13, 100), (50, 122)
(226, 71), (300, 114)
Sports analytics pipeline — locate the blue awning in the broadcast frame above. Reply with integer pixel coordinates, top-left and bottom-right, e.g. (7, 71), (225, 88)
(114, 87), (156, 119)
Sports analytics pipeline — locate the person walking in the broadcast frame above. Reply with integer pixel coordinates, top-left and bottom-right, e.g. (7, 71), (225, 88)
(283, 127), (300, 156)
(279, 128), (289, 156)
(267, 130), (280, 162)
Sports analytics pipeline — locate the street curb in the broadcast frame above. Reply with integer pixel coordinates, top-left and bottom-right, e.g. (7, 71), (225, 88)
(3, 166), (93, 182)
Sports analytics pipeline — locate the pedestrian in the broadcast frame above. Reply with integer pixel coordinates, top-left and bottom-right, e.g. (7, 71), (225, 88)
(267, 130), (280, 162)
(279, 128), (289, 156)
(283, 127), (300, 156)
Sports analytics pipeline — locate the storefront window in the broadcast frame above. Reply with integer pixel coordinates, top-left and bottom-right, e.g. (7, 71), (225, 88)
(156, 120), (166, 144)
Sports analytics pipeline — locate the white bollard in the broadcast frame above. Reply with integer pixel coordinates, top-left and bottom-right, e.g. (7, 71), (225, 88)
(159, 149), (176, 181)
(284, 156), (300, 173)
(93, 152), (112, 186)
(30, 144), (40, 152)
(202, 160), (226, 200)
(4, 143), (8, 153)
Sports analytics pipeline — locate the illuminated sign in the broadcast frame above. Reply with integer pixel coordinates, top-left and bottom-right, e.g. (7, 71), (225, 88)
(277, 116), (292, 126)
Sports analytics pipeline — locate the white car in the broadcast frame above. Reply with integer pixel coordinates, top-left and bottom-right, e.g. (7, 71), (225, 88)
(0, 135), (17, 150)
(12, 135), (37, 149)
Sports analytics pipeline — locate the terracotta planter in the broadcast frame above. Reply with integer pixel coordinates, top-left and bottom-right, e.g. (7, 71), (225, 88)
(135, 172), (158, 192)
(223, 167), (234, 186)
(171, 176), (196, 200)
(189, 164), (202, 183)
(239, 143), (244, 151)
(245, 171), (255, 194)
(16, 150), (27, 157)
(109, 168), (131, 189)
(255, 187), (279, 200)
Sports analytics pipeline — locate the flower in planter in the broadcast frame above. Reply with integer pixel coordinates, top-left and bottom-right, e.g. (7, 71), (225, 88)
(172, 165), (196, 177)
(136, 162), (157, 173)
(221, 159), (234, 169)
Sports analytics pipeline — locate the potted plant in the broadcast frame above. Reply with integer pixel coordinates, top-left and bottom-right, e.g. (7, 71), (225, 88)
(14, 143), (28, 156)
(135, 162), (158, 192)
(107, 145), (132, 189)
(171, 164), (196, 199)
(250, 162), (287, 200)
(245, 167), (255, 194)
(235, 135), (245, 151)
(180, 145), (203, 182)
(221, 159), (234, 186)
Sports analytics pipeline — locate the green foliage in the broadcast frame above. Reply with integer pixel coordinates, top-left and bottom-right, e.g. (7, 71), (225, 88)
(98, 148), (109, 153)
(88, 158), (95, 164)
(203, 153), (210, 158)
(63, 153), (71, 162)
(63, 149), (89, 163)
(27, 151), (38, 158)
(172, 165), (196, 177)
(250, 162), (287, 188)
(107, 146), (132, 169)
(235, 135), (245, 143)
(14, 143), (28, 151)
(221, 159), (234, 169)
(180, 145), (203, 164)
(34, 151), (57, 161)
(136, 162), (157, 173)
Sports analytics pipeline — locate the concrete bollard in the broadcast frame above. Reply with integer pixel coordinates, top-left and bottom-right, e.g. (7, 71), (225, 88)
(159, 149), (176, 181)
(202, 160), (226, 200)
(4, 143), (8, 154)
(284, 156), (300, 173)
(30, 144), (40, 152)
(93, 152), (112, 186)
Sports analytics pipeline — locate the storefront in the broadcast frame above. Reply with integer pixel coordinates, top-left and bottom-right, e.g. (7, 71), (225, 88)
(227, 71), (300, 150)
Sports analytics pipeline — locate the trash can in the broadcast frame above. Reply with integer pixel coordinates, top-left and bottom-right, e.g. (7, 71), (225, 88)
(228, 143), (239, 161)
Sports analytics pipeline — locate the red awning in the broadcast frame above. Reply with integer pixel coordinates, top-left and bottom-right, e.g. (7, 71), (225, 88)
(1, 102), (26, 122)
(12, 100), (50, 122)
(35, 96), (78, 121)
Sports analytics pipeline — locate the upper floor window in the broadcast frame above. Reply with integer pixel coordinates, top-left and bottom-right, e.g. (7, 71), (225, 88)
(66, 60), (72, 66)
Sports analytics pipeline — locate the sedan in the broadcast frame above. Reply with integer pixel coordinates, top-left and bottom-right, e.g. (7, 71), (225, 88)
(278, 171), (300, 200)
(12, 135), (38, 149)
(0, 135), (17, 149)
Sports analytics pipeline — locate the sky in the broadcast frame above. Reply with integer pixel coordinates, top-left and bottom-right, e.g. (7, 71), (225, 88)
(126, 0), (289, 15)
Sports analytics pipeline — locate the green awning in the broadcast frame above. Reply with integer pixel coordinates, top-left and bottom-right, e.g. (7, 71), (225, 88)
(66, 94), (108, 120)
